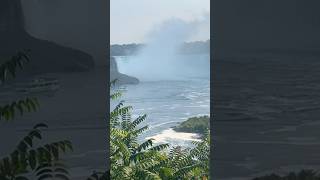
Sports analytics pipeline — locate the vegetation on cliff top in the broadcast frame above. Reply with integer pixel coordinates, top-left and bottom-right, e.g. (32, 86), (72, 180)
(111, 40), (210, 56)
(173, 116), (210, 135)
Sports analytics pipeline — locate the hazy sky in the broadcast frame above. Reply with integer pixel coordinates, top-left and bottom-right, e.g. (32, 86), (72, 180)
(111, 0), (210, 44)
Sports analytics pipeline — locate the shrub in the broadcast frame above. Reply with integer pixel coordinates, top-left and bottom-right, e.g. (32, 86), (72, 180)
(173, 116), (210, 134)
(109, 84), (210, 179)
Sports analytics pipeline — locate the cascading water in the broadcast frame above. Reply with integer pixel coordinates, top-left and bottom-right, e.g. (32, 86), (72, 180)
(114, 16), (210, 147)
(115, 16), (210, 81)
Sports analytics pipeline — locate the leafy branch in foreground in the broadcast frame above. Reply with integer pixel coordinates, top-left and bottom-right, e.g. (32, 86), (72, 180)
(0, 98), (39, 121)
(0, 50), (38, 122)
(110, 97), (169, 179)
(108, 87), (210, 180)
(87, 171), (109, 180)
(0, 124), (73, 180)
(0, 52), (73, 180)
(0, 50), (30, 83)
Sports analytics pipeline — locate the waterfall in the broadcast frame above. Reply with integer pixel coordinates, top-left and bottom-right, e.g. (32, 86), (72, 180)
(117, 16), (210, 81)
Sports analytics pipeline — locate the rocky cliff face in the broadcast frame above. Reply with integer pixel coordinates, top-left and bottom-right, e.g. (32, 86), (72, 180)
(21, 0), (107, 66)
(0, 0), (95, 75)
(110, 57), (139, 84)
(0, 33), (94, 75)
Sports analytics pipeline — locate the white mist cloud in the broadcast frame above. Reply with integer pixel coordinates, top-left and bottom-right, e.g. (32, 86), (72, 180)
(111, 0), (210, 44)
(117, 15), (210, 81)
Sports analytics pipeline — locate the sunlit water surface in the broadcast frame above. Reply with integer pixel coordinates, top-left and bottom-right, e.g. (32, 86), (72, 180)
(112, 55), (210, 147)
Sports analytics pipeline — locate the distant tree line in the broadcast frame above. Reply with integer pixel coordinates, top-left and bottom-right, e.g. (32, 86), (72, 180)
(111, 40), (210, 56)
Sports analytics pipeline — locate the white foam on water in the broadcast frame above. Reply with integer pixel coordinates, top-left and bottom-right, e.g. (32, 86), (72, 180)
(146, 128), (201, 143)
(149, 121), (181, 129)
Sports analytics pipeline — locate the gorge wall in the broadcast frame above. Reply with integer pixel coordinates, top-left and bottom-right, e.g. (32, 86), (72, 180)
(110, 56), (139, 84)
(0, 0), (98, 75)
(21, 0), (108, 66)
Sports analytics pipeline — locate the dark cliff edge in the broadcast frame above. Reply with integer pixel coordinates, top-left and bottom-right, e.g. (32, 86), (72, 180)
(110, 56), (139, 84)
(0, 0), (94, 76)
(0, 33), (94, 75)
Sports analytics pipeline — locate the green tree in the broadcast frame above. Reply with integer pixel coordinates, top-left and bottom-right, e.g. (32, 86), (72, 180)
(155, 131), (210, 179)
(110, 92), (169, 179)
(109, 85), (210, 180)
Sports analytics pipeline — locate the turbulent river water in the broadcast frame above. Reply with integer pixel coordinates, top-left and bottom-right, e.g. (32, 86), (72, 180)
(113, 54), (210, 147)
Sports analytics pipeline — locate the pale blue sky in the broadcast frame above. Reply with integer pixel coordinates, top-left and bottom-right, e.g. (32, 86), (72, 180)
(111, 0), (210, 44)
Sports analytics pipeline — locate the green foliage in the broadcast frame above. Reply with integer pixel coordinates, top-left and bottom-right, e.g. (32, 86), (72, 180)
(109, 88), (210, 180)
(0, 124), (73, 180)
(0, 98), (39, 121)
(0, 50), (30, 83)
(87, 171), (109, 180)
(0, 52), (73, 180)
(0, 50), (38, 122)
(173, 116), (210, 134)
(110, 96), (169, 179)
(253, 170), (320, 180)
(157, 131), (210, 179)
